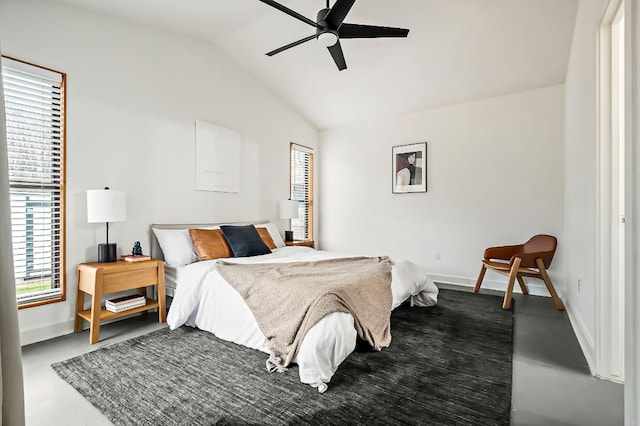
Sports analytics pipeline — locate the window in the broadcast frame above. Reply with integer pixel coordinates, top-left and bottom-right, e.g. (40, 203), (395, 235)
(2, 56), (66, 308)
(290, 143), (313, 241)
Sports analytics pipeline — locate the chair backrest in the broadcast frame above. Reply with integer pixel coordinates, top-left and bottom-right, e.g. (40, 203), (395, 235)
(523, 234), (557, 268)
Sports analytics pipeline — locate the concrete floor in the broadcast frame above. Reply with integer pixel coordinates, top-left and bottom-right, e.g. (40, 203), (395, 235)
(506, 292), (624, 425)
(20, 288), (624, 425)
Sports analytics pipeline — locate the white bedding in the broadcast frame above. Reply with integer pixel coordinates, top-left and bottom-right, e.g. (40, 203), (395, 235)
(167, 246), (439, 392)
(163, 264), (185, 297)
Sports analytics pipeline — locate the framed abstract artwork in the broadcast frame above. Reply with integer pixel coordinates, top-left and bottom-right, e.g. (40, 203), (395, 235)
(392, 142), (427, 193)
(194, 120), (241, 193)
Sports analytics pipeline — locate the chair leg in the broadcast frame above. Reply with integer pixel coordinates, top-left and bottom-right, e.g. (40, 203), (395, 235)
(535, 258), (565, 311)
(474, 263), (487, 293)
(517, 275), (529, 295)
(502, 257), (521, 310)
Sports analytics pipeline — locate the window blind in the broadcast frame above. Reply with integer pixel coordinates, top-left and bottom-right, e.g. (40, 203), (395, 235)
(290, 143), (313, 240)
(2, 57), (65, 306)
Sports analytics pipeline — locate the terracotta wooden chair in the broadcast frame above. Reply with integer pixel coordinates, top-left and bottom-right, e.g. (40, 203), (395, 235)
(474, 234), (565, 310)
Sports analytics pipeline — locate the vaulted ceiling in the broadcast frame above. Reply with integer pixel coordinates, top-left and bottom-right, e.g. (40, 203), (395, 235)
(44, 0), (579, 129)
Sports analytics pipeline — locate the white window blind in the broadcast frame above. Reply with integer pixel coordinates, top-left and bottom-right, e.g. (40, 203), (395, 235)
(2, 57), (65, 306)
(290, 143), (313, 240)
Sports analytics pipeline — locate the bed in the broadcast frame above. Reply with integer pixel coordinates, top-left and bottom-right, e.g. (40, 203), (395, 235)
(150, 221), (439, 392)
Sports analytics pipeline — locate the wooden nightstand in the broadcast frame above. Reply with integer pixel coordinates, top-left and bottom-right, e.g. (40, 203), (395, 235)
(74, 259), (166, 344)
(285, 240), (315, 248)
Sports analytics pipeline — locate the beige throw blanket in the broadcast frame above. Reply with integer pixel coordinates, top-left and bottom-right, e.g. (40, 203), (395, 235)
(216, 256), (393, 371)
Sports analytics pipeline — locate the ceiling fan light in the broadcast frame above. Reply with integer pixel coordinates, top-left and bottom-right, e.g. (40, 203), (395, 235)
(317, 31), (338, 47)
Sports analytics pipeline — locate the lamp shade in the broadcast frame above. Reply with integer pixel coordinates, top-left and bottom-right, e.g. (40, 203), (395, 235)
(279, 199), (299, 219)
(87, 189), (126, 223)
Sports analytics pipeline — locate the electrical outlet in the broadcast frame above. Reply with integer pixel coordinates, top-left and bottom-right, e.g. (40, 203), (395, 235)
(578, 278), (582, 292)
(434, 251), (440, 261)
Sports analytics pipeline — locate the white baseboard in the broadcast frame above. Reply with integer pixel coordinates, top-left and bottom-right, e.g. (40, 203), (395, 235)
(564, 298), (596, 376)
(429, 273), (567, 301)
(20, 320), (75, 346)
(20, 311), (155, 346)
(565, 299), (625, 384)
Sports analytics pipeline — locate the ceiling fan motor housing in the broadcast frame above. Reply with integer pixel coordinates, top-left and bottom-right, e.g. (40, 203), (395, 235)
(316, 8), (338, 42)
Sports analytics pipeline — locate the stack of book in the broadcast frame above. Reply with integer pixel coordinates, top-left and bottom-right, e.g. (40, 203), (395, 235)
(105, 294), (146, 313)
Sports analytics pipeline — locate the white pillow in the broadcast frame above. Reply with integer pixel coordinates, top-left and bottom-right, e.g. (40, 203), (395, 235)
(261, 222), (286, 248)
(152, 228), (197, 267)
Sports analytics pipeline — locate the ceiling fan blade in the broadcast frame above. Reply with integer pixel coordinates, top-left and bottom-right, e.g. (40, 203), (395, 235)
(339, 23), (409, 39)
(258, 0), (319, 28)
(266, 34), (316, 56)
(324, 0), (355, 29)
(327, 41), (347, 71)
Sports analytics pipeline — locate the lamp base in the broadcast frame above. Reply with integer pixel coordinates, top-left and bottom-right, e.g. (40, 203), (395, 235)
(98, 243), (117, 263)
(284, 231), (294, 242)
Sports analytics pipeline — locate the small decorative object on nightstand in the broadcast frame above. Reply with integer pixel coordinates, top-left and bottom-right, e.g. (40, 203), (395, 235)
(132, 241), (143, 256)
(285, 240), (315, 249)
(122, 241), (150, 262)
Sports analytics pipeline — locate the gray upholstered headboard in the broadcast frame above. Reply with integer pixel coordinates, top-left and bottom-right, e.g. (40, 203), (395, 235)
(149, 221), (268, 261)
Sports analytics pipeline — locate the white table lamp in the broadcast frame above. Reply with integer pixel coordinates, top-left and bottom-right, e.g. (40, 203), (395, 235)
(279, 199), (299, 242)
(87, 187), (126, 262)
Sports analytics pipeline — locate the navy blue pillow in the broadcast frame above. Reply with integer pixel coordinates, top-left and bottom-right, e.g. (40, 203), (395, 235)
(220, 224), (272, 258)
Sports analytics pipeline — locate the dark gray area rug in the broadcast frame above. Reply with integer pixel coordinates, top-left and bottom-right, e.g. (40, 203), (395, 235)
(52, 289), (513, 425)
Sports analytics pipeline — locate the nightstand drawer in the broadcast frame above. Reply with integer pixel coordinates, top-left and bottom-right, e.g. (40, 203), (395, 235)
(102, 267), (158, 293)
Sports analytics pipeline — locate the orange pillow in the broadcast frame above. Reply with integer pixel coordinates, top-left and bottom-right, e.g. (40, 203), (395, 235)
(256, 227), (276, 250)
(188, 229), (233, 261)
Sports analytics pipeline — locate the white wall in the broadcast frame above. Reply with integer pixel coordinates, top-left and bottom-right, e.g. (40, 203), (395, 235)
(319, 85), (565, 294)
(563, 0), (608, 370)
(0, 0), (318, 344)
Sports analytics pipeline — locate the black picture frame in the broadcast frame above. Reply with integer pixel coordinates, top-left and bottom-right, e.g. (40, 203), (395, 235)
(392, 142), (427, 193)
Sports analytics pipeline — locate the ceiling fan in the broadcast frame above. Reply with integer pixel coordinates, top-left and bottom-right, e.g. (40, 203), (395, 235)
(258, 0), (410, 71)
